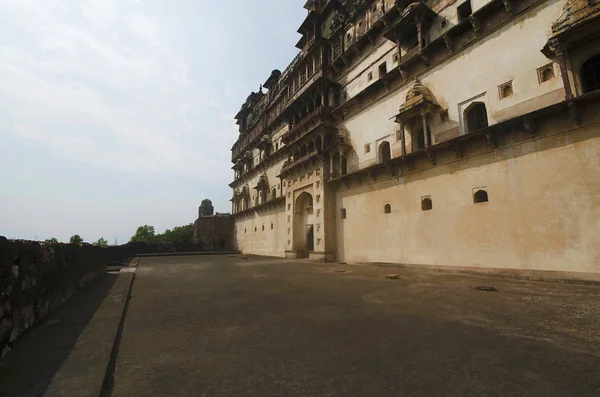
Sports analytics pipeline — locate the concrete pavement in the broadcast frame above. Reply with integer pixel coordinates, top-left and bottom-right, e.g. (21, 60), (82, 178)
(111, 255), (600, 396)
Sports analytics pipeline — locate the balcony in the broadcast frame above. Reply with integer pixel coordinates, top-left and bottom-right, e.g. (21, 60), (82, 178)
(282, 106), (330, 144)
(280, 149), (321, 177)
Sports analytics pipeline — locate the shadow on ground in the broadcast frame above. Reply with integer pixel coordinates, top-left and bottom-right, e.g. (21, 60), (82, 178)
(0, 274), (118, 397)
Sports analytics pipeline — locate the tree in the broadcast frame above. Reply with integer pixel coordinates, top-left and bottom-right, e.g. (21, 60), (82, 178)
(69, 235), (84, 244)
(93, 237), (108, 248)
(45, 238), (59, 244)
(130, 225), (156, 243)
(156, 224), (194, 245)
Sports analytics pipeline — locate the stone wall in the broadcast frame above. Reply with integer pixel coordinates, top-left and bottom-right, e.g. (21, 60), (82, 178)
(194, 214), (235, 251)
(0, 238), (119, 359)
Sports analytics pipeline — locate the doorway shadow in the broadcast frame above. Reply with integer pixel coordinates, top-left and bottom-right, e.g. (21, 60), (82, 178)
(0, 273), (118, 397)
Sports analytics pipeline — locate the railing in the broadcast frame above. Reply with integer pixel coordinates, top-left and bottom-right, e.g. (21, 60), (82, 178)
(281, 150), (320, 175)
(282, 106), (329, 143)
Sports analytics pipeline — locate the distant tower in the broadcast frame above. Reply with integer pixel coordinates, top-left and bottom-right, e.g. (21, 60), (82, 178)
(199, 199), (215, 218)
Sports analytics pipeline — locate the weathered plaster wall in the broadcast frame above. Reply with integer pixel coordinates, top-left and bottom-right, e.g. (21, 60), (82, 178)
(235, 207), (286, 257)
(335, 105), (600, 274)
(342, 0), (566, 172)
(0, 239), (111, 358)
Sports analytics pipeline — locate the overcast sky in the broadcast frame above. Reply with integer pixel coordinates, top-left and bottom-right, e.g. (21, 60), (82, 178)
(0, 0), (306, 243)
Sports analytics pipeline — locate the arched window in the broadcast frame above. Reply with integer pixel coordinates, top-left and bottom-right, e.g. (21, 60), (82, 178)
(341, 157), (348, 175)
(379, 141), (391, 163)
(271, 188), (277, 201)
(465, 102), (489, 133)
(421, 197), (433, 211)
(384, 204), (391, 214)
(271, 223), (274, 230)
(473, 189), (489, 204)
(581, 54), (600, 94)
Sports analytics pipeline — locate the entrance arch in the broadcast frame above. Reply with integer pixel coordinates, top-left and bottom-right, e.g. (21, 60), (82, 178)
(294, 192), (314, 257)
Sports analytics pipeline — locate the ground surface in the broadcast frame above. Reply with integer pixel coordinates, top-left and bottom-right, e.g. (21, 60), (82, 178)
(111, 255), (600, 397)
(1, 255), (599, 396)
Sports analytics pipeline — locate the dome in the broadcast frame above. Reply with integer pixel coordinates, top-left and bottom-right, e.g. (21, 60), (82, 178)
(405, 79), (434, 103)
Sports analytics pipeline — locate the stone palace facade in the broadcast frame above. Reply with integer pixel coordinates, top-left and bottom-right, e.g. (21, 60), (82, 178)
(229, 0), (600, 275)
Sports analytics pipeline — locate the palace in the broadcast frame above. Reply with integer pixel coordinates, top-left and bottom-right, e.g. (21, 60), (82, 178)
(229, 0), (600, 275)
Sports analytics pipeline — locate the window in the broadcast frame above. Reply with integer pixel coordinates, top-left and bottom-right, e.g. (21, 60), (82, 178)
(347, 33), (351, 41)
(271, 223), (274, 230)
(499, 81), (514, 99)
(341, 157), (348, 175)
(421, 197), (433, 211)
(384, 204), (391, 214)
(368, 72), (373, 81)
(538, 63), (555, 84)
(245, 228), (247, 233)
(379, 141), (391, 163)
(255, 227), (257, 232)
(441, 20), (447, 29)
(440, 109), (449, 123)
(458, 1), (473, 22)
(581, 54), (600, 93)
(473, 189), (489, 204)
(465, 102), (488, 133)
(364, 143), (371, 153)
(262, 225), (265, 231)
(341, 208), (347, 219)
(393, 53), (399, 63)
(379, 62), (387, 77)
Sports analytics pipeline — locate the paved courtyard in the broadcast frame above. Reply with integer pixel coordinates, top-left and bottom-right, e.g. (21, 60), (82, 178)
(111, 255), (600, 396)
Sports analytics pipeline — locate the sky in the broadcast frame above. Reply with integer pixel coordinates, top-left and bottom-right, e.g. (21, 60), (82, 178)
(0, 0), (307, 244)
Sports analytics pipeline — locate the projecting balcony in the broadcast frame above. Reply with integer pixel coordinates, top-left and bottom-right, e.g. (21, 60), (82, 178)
(279, 149), (321, 177)
(282, 106), (330, 144)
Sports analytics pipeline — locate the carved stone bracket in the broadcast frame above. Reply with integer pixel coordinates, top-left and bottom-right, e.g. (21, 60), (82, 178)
(502, 0), (515, 15)
(484, 129), (498, 149)
(568, 101), (581, 124)
(369, 168), (378, 181)
(523, 116), (535, 135)
(425, 148), (437, 166)
(452, 143), (465, 158)
(469, 15), (482, 35)
(443, 34), (453, 53)
(419, 50), (430, 67)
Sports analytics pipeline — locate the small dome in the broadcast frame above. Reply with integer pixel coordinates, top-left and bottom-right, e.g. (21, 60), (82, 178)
(201, 199), (212, 205)
(406, 79), (434, 103)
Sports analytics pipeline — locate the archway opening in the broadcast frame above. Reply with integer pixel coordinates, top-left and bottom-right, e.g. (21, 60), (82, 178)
(473, 189), (489, 204)
(294, 192), (315, 257)
(581, 54), (600, 94)
(465, 102), (489, 133)
(421, 197), (433, 211)
(379, 141), (391, 163)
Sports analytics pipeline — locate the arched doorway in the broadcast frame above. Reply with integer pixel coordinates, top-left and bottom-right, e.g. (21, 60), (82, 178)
(464, 102), (489, 133)
(378, 141), (391, 162)
(294, 192), (314, 257)
(581, 54), (600, 94)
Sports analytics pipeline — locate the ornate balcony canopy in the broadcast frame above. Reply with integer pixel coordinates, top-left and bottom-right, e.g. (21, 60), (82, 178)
(394, 79), (439, 122)
(254, 174), (269, 191)
(384, 2), (437, 42)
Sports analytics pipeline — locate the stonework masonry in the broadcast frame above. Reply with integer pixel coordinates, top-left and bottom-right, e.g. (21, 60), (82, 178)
(229, 0), (600, 278)
(193, 199), (235, 251)
(0, 238), (111, 359)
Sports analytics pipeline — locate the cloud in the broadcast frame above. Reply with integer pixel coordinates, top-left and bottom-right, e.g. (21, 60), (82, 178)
(129, 14), (158, 44)
(82, 0), (119, 29)
(0, 0), (237, 183)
